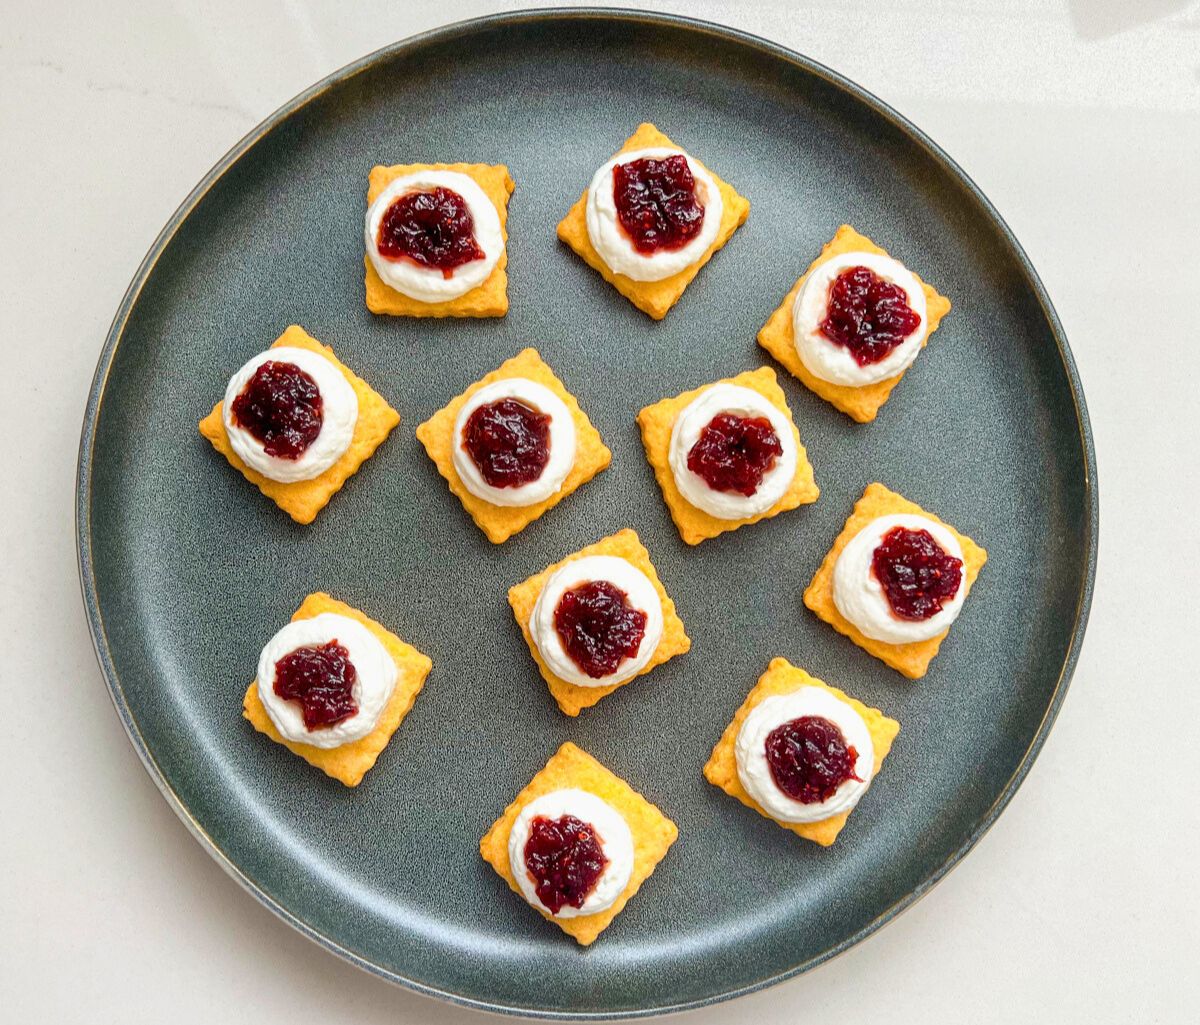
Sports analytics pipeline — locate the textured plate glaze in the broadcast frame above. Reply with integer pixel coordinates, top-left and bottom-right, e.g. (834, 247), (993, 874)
(77, 9), (1096, 1019)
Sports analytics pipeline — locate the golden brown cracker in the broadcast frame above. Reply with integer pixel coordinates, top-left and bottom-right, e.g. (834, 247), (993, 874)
(364, 162), (514, 318)
(803, 482), (987, 678)
(507, 528), (690, 715)
(636, 366), (818, 545)
(556, 123), (750, 319)
(199, 325), (400, 524)
(480, 742), (678, 945)
(415, 348), (611, 543)
(243, 592), (432, 787)
(757, 225), (951, 422)
(703, 658), (899, 846)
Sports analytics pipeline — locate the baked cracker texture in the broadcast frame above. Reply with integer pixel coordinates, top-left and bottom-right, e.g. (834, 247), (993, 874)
(199, 325), (400, 524)
(507, 528), (691, 716)
(415, 347), (611, 543)
(804, 482), (988, 678)
(243, 592), (433, 787)
(636, 365), (819, 545)
(703, 657), (899, 846)
(479, 742), (678, 946)
(757, 225), (952, 422)
(556, 122), (750, 320)
(364, 162), (515, 318)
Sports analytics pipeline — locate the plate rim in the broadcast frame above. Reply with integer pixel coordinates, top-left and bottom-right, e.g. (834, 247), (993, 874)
(75, 7), (1099, 1018)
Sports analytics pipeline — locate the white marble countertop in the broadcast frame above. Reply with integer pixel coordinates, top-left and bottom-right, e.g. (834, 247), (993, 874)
(3, 1), (1197, 1021)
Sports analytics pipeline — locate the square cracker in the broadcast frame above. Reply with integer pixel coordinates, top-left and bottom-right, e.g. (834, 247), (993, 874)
(199, 325), (400, 524)
(507, 528), (691, 716)
(243, 592), (433, 787)
(556, 123), (750, 320)
(804, 482), (987, 679)
(757, 225), (952, 422)
(703, 658), (899, 846)
(415, 347), (611, 544)
(364, 162), (515, 318)
(479, 742), (678, 946)
(636, 365), (819, 545)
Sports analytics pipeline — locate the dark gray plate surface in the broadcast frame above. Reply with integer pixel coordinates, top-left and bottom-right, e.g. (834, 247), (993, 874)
(77, 10), (1096, 1019)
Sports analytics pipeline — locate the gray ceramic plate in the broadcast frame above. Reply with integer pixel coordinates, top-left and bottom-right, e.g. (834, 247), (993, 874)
(77, 9), (1097, 1019)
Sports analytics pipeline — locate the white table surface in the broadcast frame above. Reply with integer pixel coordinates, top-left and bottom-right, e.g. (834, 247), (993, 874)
(3, 1), (1197, 1021)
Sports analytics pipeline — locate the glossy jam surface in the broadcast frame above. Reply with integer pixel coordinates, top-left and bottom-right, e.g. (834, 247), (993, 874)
(272, 640), (358, 730)
(687, 412), (783, 496)
(872, 526), (964, 621)
(819, 265), (922, 366)
(462, 398), (552, 488)
(554, 581), (648, 679)
(765, 715), (860, 804)
(376, 187), (485, 277)
(523, 814), (609, 914)
(613, 155), (705, 254)
(230, 360), (323, 460)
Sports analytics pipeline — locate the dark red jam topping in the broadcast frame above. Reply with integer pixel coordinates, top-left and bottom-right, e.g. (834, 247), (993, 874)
(613, 154), (705, 254)
(871, 526), (964, 621)
(686, 413), (783, 496)
(819, 265), (922, 366)
(462, 398), (552, 488)
(765, 715), (861, 804)
(554, 581), (648, 679)
(524, 814), (609, 914)
(376, 187), (485, 278)
(272, 640), (357, 730)
(230, 360), (323, 460)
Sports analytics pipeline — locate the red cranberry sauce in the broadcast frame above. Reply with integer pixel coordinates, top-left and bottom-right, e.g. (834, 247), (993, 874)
(272, 640), (358, 730)
(376, 186), (485, 278)
(462, 397), (552, 488)
(871, 526), (964, 621)
(818, 265), (922, 366)
(686, 412), (783, 496)
(553, 581), (648, 679)
(231, 360), (323, 460)
(765, 715), (861, 804)
(524, 814), (609, 914)
(613, 154), (705, 254)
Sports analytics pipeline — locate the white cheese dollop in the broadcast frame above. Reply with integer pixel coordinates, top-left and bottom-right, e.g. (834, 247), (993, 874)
(222, 346), (358, 483)
(735, 688), (875, 823)
(585, 147), (723, 282)
(364, 169), (503, 302)
(530, 555), (664, 688)
(792, 251), (927, 386)
(832, 512), (966, 644)
(451, 377), (576, 507)
(256, 612), (397, 749)
(668, 383), (797, 520)
(507, 788), (635, 918)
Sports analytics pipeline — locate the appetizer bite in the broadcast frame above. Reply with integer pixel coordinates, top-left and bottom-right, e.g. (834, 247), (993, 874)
(480, 742), (678, 945)
(364, 162), (514, 317)
(243, 593), (432, 787)
(636, 366), (818, 544)
(508, 529), (690, 715)
(416, 348), (610, 543)
(557, 122), (749, 319)
(757, 225), (951, 422)
(199, 325), (399, 523)
(704, 658), (899, 846)
(804, 483), (987, 678)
